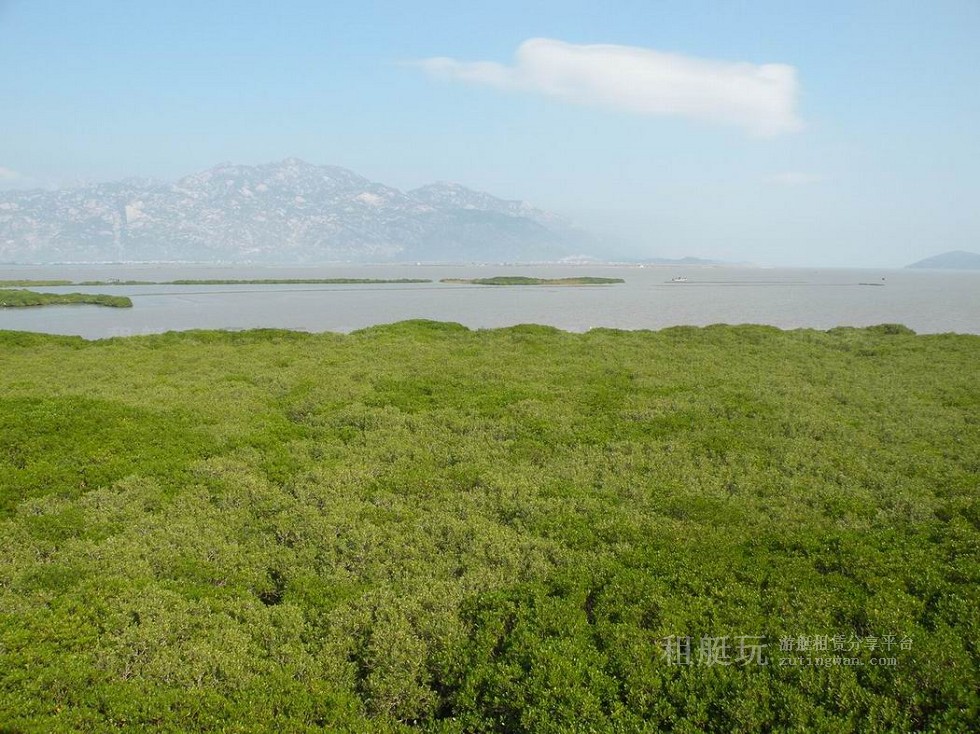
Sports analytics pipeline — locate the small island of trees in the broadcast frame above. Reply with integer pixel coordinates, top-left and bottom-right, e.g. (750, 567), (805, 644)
(0, 289), (133, 308)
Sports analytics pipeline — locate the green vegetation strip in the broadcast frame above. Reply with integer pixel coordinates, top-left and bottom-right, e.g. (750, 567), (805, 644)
(0, 289), (132, 308)
(0, 321), (976, 732)
(0, 280), (74, 287)
(75, 278), (432, 285)
(441, 275), (625, 285)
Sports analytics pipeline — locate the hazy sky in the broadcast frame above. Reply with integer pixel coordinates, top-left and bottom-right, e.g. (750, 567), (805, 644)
(2, 0), (979, 266)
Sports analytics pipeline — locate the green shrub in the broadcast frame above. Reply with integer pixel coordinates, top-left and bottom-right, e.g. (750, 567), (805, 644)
(0, 323), (976, 731)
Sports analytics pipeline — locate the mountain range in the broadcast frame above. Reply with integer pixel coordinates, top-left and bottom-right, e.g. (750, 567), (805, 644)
(0, 159), (598, 263)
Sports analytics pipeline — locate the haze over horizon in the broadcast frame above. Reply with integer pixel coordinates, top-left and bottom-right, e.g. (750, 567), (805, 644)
(2, 1), (979, 268)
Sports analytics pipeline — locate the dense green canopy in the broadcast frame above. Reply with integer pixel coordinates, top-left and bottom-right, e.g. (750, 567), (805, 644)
(0, 322), (976, 731)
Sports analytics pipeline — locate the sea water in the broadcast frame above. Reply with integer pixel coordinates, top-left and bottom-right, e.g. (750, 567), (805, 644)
(1, 264), (977, 338)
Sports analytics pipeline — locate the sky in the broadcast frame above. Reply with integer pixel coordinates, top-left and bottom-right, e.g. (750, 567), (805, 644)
(1, 0), (979, 267)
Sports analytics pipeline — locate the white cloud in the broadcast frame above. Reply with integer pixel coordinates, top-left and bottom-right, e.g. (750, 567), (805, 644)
(414, 38), (802, 136)
(0, 166), (21, 181)
(767, 171), (823, 185)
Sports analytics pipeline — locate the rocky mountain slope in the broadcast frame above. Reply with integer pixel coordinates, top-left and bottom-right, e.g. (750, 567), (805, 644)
(0, 159), (595, 263)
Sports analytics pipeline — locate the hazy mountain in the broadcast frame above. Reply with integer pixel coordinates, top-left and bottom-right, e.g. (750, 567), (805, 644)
(906, 250), (980, 270)
(408, 182), (566, 229)
(0, 159), (596, 263)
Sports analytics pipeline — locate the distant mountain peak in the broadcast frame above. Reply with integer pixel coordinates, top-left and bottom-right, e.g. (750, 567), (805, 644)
(416, 181), (481, 193)
(906, 250), (980, 270)
(411, 180), (518, 203)
(408, 181), (564, 227)
(0, 160), (595, 264)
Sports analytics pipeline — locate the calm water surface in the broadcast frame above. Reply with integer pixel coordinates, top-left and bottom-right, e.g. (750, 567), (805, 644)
(1, 264), (978, 338)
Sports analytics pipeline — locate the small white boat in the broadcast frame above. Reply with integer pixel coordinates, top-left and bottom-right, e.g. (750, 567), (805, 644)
(669, 276), (688, 282)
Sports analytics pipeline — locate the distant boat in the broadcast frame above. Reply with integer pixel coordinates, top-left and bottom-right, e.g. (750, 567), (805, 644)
(669, 276), (688, 282)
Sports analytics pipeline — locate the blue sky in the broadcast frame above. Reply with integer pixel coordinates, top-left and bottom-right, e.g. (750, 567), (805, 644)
(2, 0), (978, 266)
